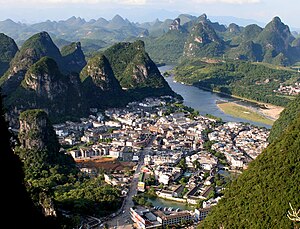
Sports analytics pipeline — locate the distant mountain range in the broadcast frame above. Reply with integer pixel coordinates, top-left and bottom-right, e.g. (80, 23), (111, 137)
(1, 13), (299, 61)
(143, 14), (300, 65)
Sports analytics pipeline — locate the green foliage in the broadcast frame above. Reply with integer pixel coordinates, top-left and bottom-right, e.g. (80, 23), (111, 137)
(200, 113), (300, 229)
(268, 94), (300, 143)
(0, 33), (18, 76)
(26, 56), (61, 79)
(143, 29), (189, 64)
(14, 109), (122, 227)
(102, 40), (174, 99)
(13, 31), (62, 69)
(132, 194), (153, 207)
(174, 59), (298, 106)
(55, 176), (122, 217)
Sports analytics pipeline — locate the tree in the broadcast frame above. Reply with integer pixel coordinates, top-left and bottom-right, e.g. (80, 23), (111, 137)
(178, 158), (187, 171)
(0, 91), (59, 228)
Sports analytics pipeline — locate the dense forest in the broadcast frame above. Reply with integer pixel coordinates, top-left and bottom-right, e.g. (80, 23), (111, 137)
(268, 94), (300, 142)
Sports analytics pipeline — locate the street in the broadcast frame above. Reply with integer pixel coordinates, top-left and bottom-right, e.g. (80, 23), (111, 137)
(104, 135), (155, 229)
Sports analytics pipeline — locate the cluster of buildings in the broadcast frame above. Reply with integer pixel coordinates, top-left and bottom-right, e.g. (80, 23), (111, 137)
(52, 95), (270, 228)
(130, 206), (195, 229)
(209, 122), (269, 169)
(274, 82), (300, 96)
(130, 198), (221, 229)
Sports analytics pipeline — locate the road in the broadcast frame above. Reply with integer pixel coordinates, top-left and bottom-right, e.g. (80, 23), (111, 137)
(104, 135), (155, 229)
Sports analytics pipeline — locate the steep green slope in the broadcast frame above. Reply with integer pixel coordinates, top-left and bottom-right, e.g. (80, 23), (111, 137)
(13, 31), (62, 69)
(143, 29), (189, 64)
(268, 94), (300, 143)
(103, 40), (175, 99)
(255, 17), (295, 65)
(80, 54), (127, 108)
(200, 113), (300, 229)
(183, 19), (225, 58)
(61, 42), (87, 73)
(0, 33), (18, 76)
(5, 57), (84, 125)
(0, 93), (59, 229)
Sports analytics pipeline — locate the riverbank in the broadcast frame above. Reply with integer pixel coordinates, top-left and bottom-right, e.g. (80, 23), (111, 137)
(191, 84), (285, 124)
(217, 101), (284, 126)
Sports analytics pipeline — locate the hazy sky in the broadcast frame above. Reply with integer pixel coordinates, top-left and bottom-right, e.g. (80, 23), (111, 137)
(0, 0), (299, 28)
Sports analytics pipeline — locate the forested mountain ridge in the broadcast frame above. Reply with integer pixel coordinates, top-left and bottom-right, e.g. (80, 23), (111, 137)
(268, 94), (300, 142)
(143, 15), (300, 65)
(0, 32), (176, 127)
(1, 14), (299, 66)
(0, 33), (18, 76)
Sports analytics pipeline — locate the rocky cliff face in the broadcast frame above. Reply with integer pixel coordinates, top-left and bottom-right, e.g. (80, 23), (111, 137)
(61, 42), (86, 73)
(5, 56), (84, 127)
(19, 109), (59, 152)
(17, 109), (77, 220)
(169, 18), (181, 31)
(81, 54), (121, 92)
(0, 32), (87, 126)
(104, 40), (174, 96)
(24, 57), (67, 100)
(80, 54), (126, 108)
(255, 17), (295, 64)
(0, 31), (86, 96)
(183, 18), (225, 57)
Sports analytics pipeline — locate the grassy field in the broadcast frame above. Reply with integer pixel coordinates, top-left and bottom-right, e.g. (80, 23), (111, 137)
(217, 102), (274, 126)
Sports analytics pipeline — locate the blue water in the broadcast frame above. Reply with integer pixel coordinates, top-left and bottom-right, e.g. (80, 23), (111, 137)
(159, 65), (272, 129)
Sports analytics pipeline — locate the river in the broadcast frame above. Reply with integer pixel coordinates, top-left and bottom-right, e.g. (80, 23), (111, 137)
(159, 65), (272, 129)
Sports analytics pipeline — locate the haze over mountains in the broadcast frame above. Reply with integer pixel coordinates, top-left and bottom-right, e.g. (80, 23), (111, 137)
(1, 13), (299, 59)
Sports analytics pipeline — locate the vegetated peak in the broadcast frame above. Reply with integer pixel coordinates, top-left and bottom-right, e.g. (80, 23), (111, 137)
(265, 16), (291, 34)
(60, 41), (86, 73)
(0, 33), (18, 74)
(268, 94), (300, 143)
(184, 18), (225, 58)
(227, 23), (241, 33)
(14, 31), (62, 67)
(242, 24), (263, 41)
(61, 41), (82, 56)
(25, 56), (61, 78)
(272, 16), (282, 24)
(112, 14), (125, 21)
(19, 109), (60, 152)
(81, 54), (121, 92)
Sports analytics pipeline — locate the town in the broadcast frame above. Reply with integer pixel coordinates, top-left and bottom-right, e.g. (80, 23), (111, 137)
(53, 96), (270, 229)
